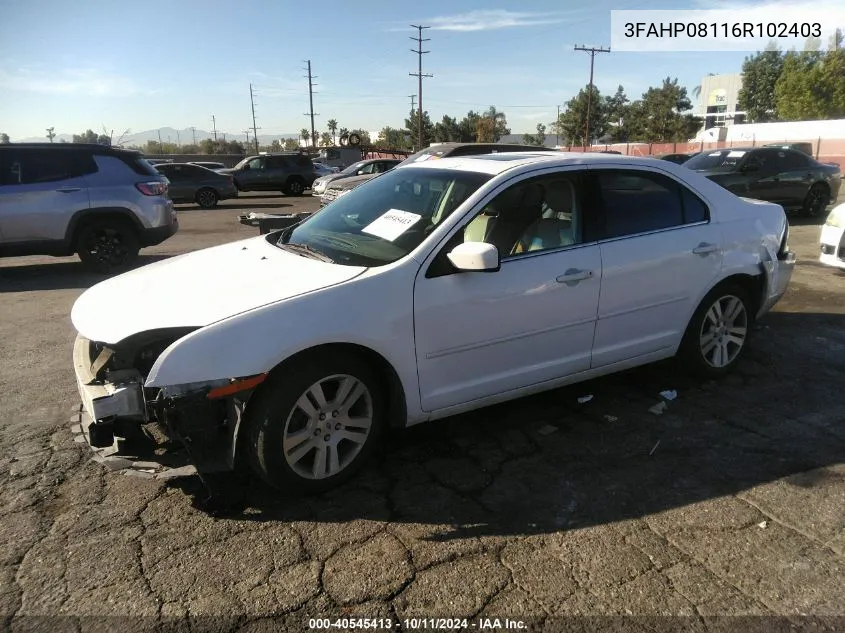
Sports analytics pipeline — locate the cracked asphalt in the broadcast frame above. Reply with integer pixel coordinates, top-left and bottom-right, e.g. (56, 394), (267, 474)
(1, 192), (844, 632)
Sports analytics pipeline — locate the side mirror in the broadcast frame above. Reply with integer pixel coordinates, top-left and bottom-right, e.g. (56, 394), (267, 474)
(447, 242), (500, 272)
(242, 164), (251, 171)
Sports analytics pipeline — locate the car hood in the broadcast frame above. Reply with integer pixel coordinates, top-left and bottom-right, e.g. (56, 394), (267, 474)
(332, 174), (377, 190)
(71, 236), (367, 344)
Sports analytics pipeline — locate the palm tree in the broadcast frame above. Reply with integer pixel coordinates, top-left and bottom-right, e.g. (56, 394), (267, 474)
(327, 119), (338, 145)
(300, 128), (310, 147)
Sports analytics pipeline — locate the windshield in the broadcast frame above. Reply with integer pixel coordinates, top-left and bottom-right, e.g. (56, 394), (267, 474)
(685, 149), (747, 171)
(233, 157), (254, 169)
(279, 167), (491, 267)
(340, 161), (367, 175)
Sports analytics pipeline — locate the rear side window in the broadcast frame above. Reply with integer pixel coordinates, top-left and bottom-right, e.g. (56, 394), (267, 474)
(780, 150), (812, 171)
(293, 154), (313, 168)
(1, 150), (97, 185)
(595, 170), (707, 239)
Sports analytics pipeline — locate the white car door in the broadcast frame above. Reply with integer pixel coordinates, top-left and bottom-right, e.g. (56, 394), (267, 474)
(589, 166), (723, 368)
(413, 170), (602, 412)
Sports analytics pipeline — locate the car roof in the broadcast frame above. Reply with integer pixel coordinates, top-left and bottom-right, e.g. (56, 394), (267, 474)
(397, 151), (676, 175)
(0, 142), (141, 155)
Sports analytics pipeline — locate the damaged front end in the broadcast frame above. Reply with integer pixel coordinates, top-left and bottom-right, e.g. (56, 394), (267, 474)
(72, 330), (263, 478)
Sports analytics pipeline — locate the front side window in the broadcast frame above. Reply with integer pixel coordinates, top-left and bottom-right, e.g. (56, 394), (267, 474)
(246, 158), (263, 170)
(595, 170), (700, 239)
(278, 167), (491, 267)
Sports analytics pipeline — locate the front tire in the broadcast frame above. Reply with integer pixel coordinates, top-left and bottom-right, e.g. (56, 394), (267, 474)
(678, 283), (752, 379)
(802, 183), (829, 218)
(75, 221), (140, 274)
(244, 354), (385, 494)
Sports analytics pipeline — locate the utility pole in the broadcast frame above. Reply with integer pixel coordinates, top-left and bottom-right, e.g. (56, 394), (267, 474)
(46, 127), (55, 143)
(249, 84), (260, 154)
(212, 115), (218, 141)
(303, 60), (319, 149)
(243, 130), (251, 146)
(574, 45), (610, 149)
(175, 130), (181, 147)
(409, 25), (433, 151)
(556, 105), (561, 147)
(190, 126), (197, 145)
(409, 94), (416, 116)
(157, 129), (163, 153)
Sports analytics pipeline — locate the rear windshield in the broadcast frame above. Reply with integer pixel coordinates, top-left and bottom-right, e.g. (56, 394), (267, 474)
(130, 155), (162, 176)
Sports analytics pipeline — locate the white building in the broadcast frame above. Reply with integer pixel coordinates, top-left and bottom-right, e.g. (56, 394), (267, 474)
(698, 73), (746, 133)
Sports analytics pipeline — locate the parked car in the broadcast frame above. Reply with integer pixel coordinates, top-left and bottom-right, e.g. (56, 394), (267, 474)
(312, 159), (401, 195)
(71, 152), (794, 493)
(154, 163), (238, 209)
(219, 152), (317, 196)
(189, 161), (227, 171)
(312, 161), (340, 177)
(764, 142), (813, 156)
(144, 158), (173, 166)
(684, 146), (842, 216)
(820, 202), (845, 271)
(0, 142), (177, 273)
(658, 152), (697, 165)
(319, 142), (557, 206)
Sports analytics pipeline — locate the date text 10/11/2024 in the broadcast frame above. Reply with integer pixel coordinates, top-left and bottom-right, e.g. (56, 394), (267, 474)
(308, 617), (528, 630)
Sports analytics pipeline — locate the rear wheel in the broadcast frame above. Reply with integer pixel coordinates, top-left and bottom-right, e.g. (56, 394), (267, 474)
(75, 220), (140, 274)
(195, 188), (219, 209)
(678, 283), (752, 378)
(244, 353), (385, 494)
(284, 178), (306, 196)
(802, 183), (829, 217)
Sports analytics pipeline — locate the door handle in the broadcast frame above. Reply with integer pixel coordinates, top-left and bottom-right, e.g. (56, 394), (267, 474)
(56, 187), (81, 193)
(692, 242), (719, 255)
(556, 269), (593, 285)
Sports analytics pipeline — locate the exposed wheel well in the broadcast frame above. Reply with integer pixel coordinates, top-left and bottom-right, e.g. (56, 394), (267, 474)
(264, 343), (407, 428)
(67, 209), (142, 249)
(710, 273), (765, 318)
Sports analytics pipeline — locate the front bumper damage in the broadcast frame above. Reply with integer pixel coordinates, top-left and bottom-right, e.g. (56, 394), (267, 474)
(72, 335), (247, 479)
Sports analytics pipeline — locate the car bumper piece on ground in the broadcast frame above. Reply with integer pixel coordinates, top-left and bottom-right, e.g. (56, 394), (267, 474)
(820, 224), (845, 270)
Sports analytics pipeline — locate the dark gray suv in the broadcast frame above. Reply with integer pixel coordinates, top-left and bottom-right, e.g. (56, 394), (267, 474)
(0, 143), (177, 273)
(220, 152), (317, 196)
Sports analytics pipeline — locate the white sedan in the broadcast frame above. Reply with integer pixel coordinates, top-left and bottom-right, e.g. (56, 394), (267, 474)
(820, 202), (845, 271)
(71, 152), (795, 493)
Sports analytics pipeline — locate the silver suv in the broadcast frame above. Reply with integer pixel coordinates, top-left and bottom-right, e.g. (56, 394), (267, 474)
(0, 143), (177, 273)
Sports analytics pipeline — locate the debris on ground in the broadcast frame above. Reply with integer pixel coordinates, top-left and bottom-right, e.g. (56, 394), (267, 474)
(659, 390), (678, 401)
(577, 395), (594, 404)
(537, 424), (559, 436)
(603, 414), (619, 422)
(649, 440), (661, 456)
(758, 520), (768, 529)
(649, 402), (668, 415)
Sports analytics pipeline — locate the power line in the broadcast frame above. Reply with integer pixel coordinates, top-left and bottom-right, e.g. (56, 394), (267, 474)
(409, 24), (433, 150)
(574, 44), (611, 147)
(304, 60), (319, 149)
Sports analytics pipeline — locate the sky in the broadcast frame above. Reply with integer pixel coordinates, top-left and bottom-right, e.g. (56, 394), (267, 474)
(0, 0), (840, 140)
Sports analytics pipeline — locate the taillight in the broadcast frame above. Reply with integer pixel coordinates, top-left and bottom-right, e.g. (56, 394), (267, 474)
(136, 181), (167, 196)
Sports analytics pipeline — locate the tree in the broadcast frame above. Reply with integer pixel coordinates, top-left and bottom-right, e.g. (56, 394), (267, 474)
(457, 111), (482, 142)
(479, 106), (510, 141)
(179, 144), (200, 154)
(737, 48), (784, 122)
(404, 110), (434, 148)
(432, 115), (461, 143)
(283, 138), (299, 151)
(522, 123), (546, 146)
(348, 129), (372, 145)
(602, 86), (631, 141)
(624, 77), (698, 142)
(338, 127), (349, 142)
(559, 86), (606, 146)
(46, 127), (56, 143)
(73, 129), (109, 144)
(319, 132), (333, 147)
(0, 133), (9, 144)
(775, 45), (845, 120)
(327, 119), (338, 145)
(377, 126), (412, 149)
(198, 138), (245, 155)
(300, 128), (310, 146)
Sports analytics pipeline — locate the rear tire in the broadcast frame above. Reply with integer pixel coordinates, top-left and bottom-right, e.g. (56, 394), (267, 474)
(195, 188), (219, 209)
(75, 220), (140, 274)
(678, 283), (753, 379)
(284, 178), (306, 196)
(244, 353), (386, 494)
(802, 183), (829, 217)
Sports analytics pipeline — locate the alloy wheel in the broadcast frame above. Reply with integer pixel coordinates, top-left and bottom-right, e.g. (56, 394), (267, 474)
(699, 294), (748, 368)
(83, 228), (130, 267)
(282, 374), (373, 479)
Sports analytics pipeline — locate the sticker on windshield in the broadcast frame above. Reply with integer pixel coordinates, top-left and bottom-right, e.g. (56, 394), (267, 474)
(727, 150), (746, 157)
(362, 209), (422, 241)
(415, 155), (432, 162)
(708, 151), (723, 156)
